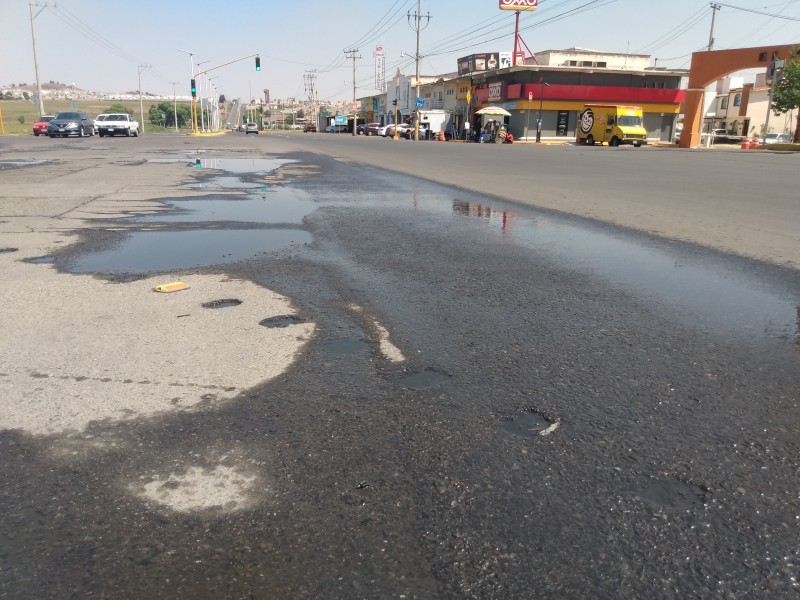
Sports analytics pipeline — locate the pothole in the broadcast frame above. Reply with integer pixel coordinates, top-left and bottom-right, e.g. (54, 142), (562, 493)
(202, 298), (242, 309)
(324, 337), (368, 355)
(635, 478), (708, 512)
(501, 408), (560, 438)
(259, 314), (306, 328)
(393, 369), (450, 391)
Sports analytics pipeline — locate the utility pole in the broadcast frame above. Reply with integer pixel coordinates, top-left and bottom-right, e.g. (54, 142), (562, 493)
(344, 49), (360, 135)
(304, 70), (317, 131)
(708, 3), (721, 51)
(177, 49), (196, 133)
(170, 81), (179, 132)
(29, 2), (52, 117)
(408, 1), (431, 141)
(137, 64), (150, 135)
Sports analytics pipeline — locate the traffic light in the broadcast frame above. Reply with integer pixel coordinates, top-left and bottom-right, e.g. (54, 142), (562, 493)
(392, 99), (397, 106)
(190, 79), (196, 98)
(255, 56), (261, 71)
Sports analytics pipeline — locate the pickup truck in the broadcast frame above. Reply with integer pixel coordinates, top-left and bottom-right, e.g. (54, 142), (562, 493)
(97, 113), (140, 137)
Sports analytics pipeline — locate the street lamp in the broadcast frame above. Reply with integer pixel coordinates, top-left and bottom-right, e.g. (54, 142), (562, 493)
(536, 77), (549, 143)
(195, 60), (210, 132)
(177, 49), (196, 132)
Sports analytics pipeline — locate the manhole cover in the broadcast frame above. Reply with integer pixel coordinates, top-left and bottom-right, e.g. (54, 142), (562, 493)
(202, 298), (242, 309)
(259, 315), (305, 328)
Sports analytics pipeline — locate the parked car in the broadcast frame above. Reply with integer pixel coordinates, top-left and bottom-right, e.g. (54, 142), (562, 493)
(764, 132), (791, 144)
(94, 114), (110, 133)
(303, 123), (317, 132)
(245, 122), (259, 134)
(32, 115), (55, 136)
(356, 123), (367, 135)
(326, 124), (349, 133)
(363, 123), (383, 136)
(47, 111), (95, 137)
(383, 123), (413, 138)
(96, 113), (139, 137)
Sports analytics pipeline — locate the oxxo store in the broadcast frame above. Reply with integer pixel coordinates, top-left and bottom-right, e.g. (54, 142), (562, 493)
(470, 66), (686, 142)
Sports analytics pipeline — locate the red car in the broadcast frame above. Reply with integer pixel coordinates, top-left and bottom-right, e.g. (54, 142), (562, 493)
(33, 115), (55, 136)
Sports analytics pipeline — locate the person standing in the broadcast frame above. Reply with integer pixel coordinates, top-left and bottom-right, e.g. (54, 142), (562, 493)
(463, 119), (470, 141)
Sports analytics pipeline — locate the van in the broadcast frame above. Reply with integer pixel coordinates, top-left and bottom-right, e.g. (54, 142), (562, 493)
(577, 104), (647, 147)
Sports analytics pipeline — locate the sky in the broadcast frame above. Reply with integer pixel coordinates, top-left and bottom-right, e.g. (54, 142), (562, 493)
(2, 0), (799, 102)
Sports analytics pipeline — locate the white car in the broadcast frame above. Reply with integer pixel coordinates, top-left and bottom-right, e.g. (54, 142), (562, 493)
(764, 132), (790, 144)
(94, 113), (110, 134)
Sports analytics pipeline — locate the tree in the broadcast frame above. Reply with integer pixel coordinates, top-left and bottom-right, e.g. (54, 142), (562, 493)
(105, 103), (134, 115)
(22, 91), (30, 100)
(771, 54), (800, 143)
(17, 115), (25, 124)
(218, 94), (225, 104)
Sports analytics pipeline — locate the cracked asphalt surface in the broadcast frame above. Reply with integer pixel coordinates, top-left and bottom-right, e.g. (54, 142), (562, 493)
(1, 133), (799, 598)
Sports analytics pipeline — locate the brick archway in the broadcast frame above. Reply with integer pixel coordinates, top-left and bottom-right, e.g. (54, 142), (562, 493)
(680, 45), (797, 148)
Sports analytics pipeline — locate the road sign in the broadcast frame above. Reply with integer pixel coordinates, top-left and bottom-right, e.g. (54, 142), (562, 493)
(351, 101), (359, 111)
(528, 91), (533, 101)
(416, 97), (424, 109)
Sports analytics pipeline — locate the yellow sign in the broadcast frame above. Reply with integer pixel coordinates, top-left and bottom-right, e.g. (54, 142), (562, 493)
(466, 90), (472, 104)
(499, 0), (538, 10)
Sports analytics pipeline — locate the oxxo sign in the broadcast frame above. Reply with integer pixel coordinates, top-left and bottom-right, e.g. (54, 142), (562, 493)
(488, 82), (503, 101)
(499, 0), (538, 10)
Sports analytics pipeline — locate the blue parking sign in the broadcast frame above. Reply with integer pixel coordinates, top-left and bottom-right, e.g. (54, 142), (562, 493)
(416, 98), (424, 109)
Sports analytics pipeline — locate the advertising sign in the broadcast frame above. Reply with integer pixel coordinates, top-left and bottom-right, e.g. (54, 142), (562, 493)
(488, 82), (503, 101)
(499, 52), (512, 69)
(499, 0), (538, 10)
(556, 111), (570, 136)
(334, 116), (347, 125)
(457, 52), (500, 76)
(374, 46), (385, 91)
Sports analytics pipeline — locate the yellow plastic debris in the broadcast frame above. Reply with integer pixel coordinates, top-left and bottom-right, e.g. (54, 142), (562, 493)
(153, 281), (189, 293)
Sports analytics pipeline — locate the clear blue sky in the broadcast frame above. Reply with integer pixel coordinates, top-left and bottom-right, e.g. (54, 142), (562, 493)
(2, 0), (798, 101)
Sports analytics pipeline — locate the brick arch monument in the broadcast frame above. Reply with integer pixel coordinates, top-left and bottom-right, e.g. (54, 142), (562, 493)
(679, 45), (797, 148)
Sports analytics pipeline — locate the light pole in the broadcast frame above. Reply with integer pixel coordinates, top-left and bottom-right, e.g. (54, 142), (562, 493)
(536, 78), (549, 143)
(137, 65), (150, 135)
(170, 81), (179, 132)
(177, 49), (196, 132)
(195, 60), (209, 132)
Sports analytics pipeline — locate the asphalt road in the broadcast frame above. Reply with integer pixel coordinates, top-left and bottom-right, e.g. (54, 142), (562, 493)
(1, 132), (799, 599)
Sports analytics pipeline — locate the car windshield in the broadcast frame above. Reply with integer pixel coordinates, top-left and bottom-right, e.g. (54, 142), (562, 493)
(107, 115), (127, 120)
(55, 112), (81, 120)
(96, 115), (108, 121)
(619, 116), (642, 127)
(39, 116), (54, 122)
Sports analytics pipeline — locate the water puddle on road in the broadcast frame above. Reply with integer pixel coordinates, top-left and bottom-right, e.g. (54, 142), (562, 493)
(136, 188), (318, 225)
(67, 229), (311, 274)
(147, 157), (293, 174)
(449, 199), (800, 343)
(0, 160), (48, 169)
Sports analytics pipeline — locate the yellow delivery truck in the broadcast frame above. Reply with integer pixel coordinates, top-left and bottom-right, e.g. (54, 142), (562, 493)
(577, 104), (647, 147)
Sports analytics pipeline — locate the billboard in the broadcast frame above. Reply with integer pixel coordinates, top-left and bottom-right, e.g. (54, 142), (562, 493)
(499, 0), (538, 10)
(374, 45), (385, 91)
(457, 52), (501, 76)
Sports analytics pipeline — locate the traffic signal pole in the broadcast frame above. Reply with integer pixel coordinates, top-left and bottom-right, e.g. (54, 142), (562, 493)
(191, 52), (260, 134)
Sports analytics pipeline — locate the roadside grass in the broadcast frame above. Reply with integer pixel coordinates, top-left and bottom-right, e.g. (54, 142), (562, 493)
(0, 99), (195, 135)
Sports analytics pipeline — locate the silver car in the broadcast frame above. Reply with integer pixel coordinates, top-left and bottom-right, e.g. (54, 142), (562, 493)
(48, 111), (94, 138)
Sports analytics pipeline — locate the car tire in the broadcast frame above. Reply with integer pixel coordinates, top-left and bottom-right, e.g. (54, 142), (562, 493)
(610, 136), (620, 147)
(99, 132), (104, 137)
(587, 134), (595, 146)
(78, 127), (85, 138)
(49, 134), (55, 138)
(125, 128), (131, 137)
(34, 132), (39, 137)
(132, 128), (139, 137)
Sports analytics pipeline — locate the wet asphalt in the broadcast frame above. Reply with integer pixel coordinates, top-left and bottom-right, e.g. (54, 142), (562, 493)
(1, 137), (800, 599)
